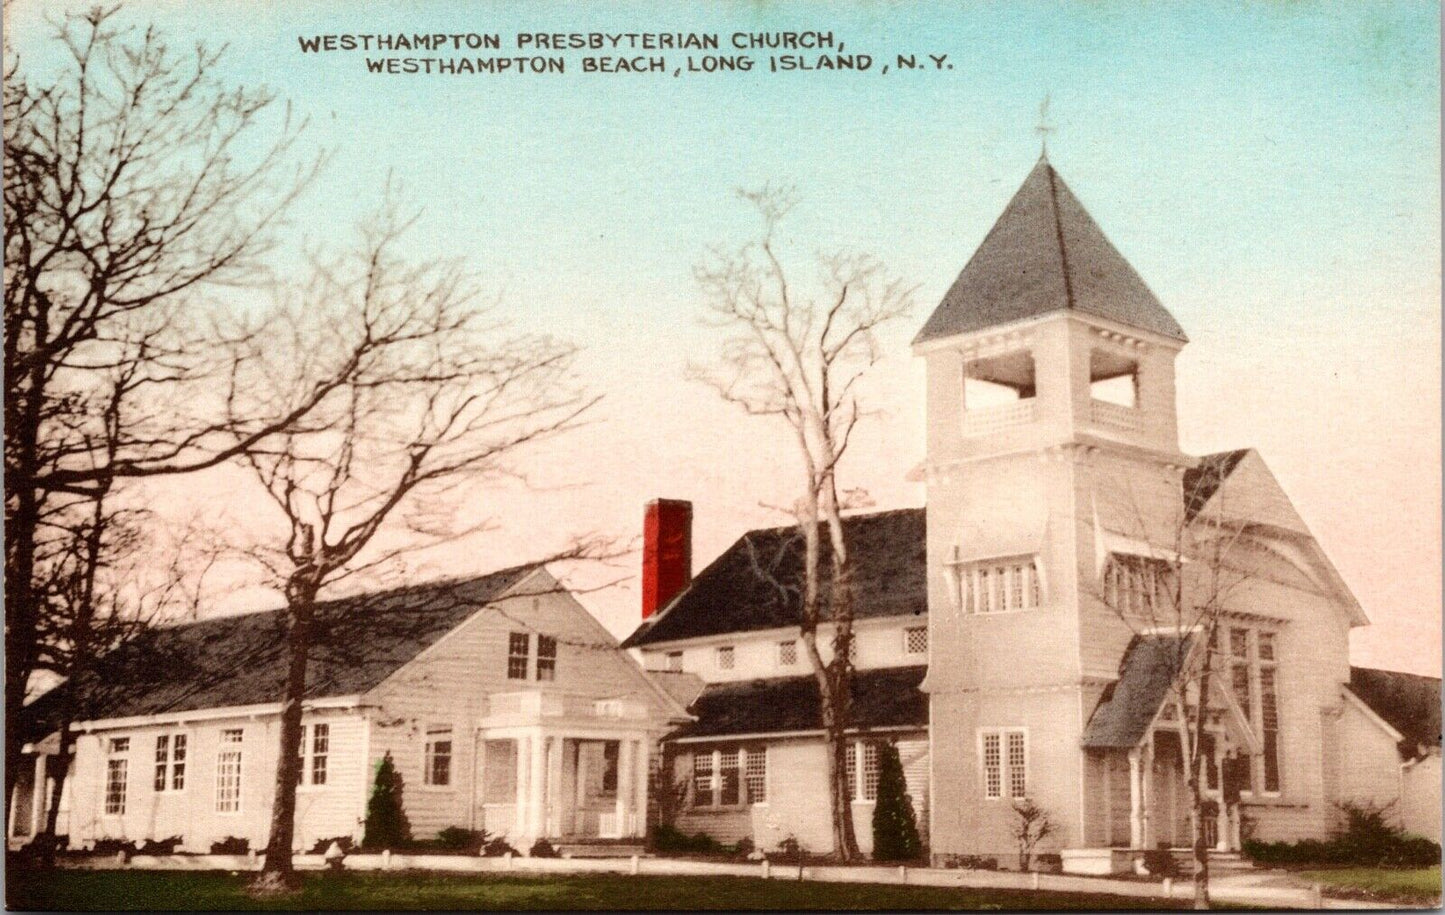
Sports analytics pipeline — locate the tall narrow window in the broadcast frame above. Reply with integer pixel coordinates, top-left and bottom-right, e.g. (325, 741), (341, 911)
(981, 732), (1002, 799)
(860, 743), (881, 801)
(845, 743), (857, 798)
(744, 748), (767, 803)
(536, 635), (557, 681)
(719, 749), (741, 805)
(716, 645), (734, 670)
(299, 723), (329, 786)
(216, 729), (243, 813)
(1259, 657), (1280, 793)
(507, 632), (530, 680)
(602, 741), (620, 794)
(693, 752), (714, 806)
(425, 727), (453, 787)
(155, 735), (170, 792)
(106, 737), (129, 815)
(666, 651), (683, 672)
(1006, 731), (1027, 798)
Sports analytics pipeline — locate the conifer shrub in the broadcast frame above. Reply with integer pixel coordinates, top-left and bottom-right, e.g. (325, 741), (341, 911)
(361, 752), (410, 850)
(871, 742), (923, 861)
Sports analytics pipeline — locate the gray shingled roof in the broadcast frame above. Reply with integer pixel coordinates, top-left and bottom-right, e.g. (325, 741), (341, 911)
(621, 508), (926, 649)
(669, 666), (928, 740)
(21, 566), (534, 732)
(914, 157), (1187, 345)
(1082, 634), (1193, 748)
(1349, 666), (1442, 758)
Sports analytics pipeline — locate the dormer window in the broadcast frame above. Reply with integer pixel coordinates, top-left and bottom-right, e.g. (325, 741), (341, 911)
(1103, 554), (1176, 615)
(716, 645), (735, 670)
(962, 349), (1036, 436)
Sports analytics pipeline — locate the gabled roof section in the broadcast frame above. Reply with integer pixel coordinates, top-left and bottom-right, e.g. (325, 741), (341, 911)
(1183, 449), (1250, 522)
(24, 565), (535, 728)
(1082, 633), (1193, 748)
(669, 665), (928, 740)
(1348, 666), (1442, 758)
(621, 508), (926, 649)
(915, 157), (1186, 346)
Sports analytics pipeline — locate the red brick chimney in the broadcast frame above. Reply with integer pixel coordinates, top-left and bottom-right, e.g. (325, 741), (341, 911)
(642, 499), (692, 619)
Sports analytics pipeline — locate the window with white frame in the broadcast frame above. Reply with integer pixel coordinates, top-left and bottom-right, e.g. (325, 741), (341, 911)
(215, 729), (243, 813)
(904, 626), (927, 655)
(536, 635), (557, 681)
(778, 640), (797, 667)
(716, 645), (734, 670)
(507, 632), (530, 680)
(154, 733), (186, 792)
(105, 737), (129, 815)
(951, 555), (1044, 614)
(692, 752), (714, 806)
(1223, 625), (1282, 794)
(425, 726), (453, 787)
(843, 741), (881, 801)
(666, 651), (683, 671)
(744, 747), (767, 803)
(718, 749), (741, 805)
(847, 637), (858, 665)
(980, 728), (1027, 799)
(297, 723), (329, 786)
(691, 746), (766, 807)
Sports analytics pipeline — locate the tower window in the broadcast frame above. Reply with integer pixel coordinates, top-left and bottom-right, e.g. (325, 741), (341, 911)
(963, 349), (1036, 410)
(1089, 349), (1139, 408)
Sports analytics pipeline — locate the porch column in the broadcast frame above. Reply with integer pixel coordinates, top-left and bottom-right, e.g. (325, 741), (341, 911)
(516, 736), (531, 836)
(614, 739), (634, 836)
(1127, 748), (1143, 849)
(545, 737), (563, 836)
(30, 753), (47, 838)
(1142, 739), (1155, 848)
(633, 740), (650, 838)
(529, 733), (548, 840)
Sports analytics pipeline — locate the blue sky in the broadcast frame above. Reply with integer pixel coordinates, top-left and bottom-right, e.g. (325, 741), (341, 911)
(9, 1), (1441, 672)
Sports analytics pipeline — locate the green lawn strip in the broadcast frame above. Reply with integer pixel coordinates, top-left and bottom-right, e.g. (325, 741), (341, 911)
(1294, 866), (1441, 906)
(7, 869), (1219, 912)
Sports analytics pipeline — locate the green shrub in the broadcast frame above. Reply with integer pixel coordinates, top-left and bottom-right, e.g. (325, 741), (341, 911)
(529, 838), (559, 858)
(650, 824), (726, 855)
(482, 836), (517, 857)
(435, 827), (486, 854)
(137, 836), (182, 855)
(362, 752), (410, 850)
(92, 838), (137, 857)
(208, 836), (248, 855)
(307, 836), (356, 855)
(1241, 801), (1441, 869)
(872, 742), (923, 862)
(1141, 844), (1179, 877)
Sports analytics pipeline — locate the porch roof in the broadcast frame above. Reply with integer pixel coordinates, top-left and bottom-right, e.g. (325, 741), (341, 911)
(667, 665), (928, 741)
(1082, 633), (1193, 748)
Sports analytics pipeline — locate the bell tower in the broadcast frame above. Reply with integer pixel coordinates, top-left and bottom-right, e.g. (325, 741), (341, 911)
(915, 155), (1193, 862)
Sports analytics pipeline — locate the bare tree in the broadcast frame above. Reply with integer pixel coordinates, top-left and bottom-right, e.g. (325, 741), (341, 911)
(231, 194), (598, 891)
(1091, 460), (1257, 909)
(3, 4), (323, 813)
(691, 186), (913, 861)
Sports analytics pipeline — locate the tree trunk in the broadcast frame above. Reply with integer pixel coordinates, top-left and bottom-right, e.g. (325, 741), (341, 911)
(252, 585), (316, 893)
(37, 726), (76, 868)
(822, 693), (860, 862)
(1191, 664), (1213, 910)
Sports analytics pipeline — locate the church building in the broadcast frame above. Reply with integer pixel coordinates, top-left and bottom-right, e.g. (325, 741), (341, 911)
(623, 157), (1440, 871)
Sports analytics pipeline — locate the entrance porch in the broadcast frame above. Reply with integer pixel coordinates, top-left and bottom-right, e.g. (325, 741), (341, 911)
(474, 692), (653, 850)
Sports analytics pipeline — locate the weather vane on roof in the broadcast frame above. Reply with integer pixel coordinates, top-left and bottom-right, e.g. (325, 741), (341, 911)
(1037, 93), (1055, 157)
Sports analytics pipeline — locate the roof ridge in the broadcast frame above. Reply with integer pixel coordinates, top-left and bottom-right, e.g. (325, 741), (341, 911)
(1044, 161), (1077, 311)
(1353, 665), (1442, 683)
(737, 505), (926, 539)
(152, 563), (539, 632)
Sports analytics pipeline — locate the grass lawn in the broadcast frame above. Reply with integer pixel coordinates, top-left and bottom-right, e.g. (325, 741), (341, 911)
(1295, 866), (1441, 906)
(7, 868), (1203, 911)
